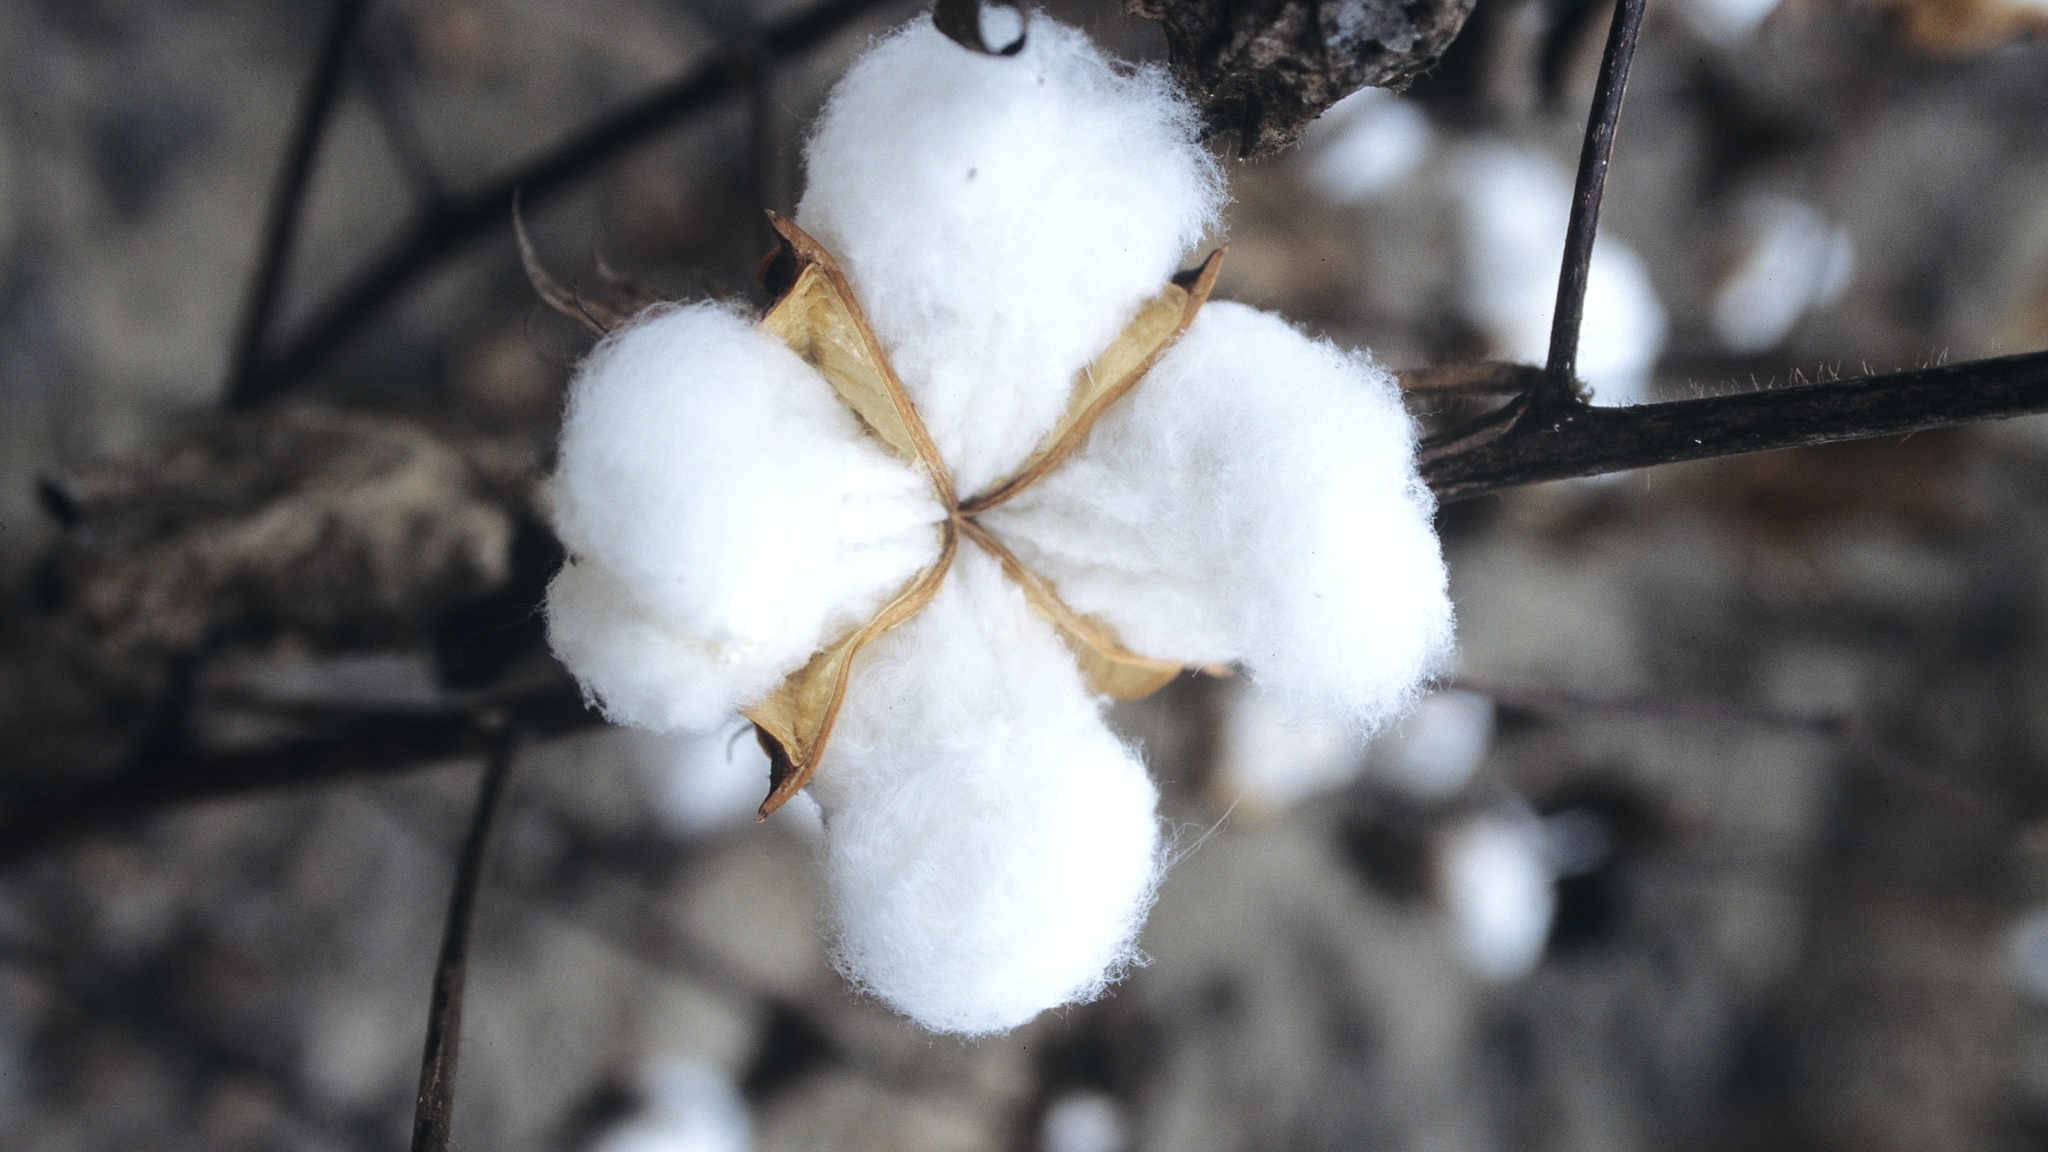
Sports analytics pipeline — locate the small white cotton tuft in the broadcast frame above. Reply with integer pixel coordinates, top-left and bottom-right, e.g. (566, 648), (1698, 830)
(547, 302), (944, 731)
(593, 1059), (752, 1152)
(1711, 194), (1855, 353)
(806, 547), (1163, 1035)
(1304, 87), (1433, 204)
(1214, 678), (1364, 810)
(1448, 142), (1667, 405)
(622, 724), (774, 837)
(796, 16), (1225, 495)
(986, 301), (1453, 732)
(1437, 813), (1556, 982)
(1369, 688), (1495, 799)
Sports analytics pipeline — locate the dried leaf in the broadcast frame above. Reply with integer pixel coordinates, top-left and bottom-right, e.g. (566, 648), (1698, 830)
(513, 199), (630, 336)
(759, 214), (956, 505)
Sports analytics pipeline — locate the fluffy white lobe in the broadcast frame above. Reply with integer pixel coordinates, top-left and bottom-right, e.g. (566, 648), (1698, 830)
(796, 18), (1224, 496)
(985, 302), (1453, 730)
(548, 302), (943, 731)
(807, 547), (1162, 1036)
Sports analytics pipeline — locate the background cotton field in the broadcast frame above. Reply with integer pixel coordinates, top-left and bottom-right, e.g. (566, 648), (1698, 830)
(3, 0), (2048, 1149)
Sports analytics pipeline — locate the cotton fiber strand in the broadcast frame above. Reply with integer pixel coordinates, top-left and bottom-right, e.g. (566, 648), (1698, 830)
(796, 18), (1224, 496)
(806, 548), (1163, 1036)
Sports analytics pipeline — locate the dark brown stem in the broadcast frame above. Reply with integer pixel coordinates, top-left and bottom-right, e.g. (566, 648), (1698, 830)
(1545, 0), (1646, 392)
(1422, 349), (2048, 502)
(0, 685), (594, 868)
(224, 0), (375, 408)
(233, 0), (905, 407)
(411, 724), (517, 1152)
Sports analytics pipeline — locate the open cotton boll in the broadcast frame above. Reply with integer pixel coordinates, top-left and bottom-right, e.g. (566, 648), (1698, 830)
(983, 301), (1452, 732)
(1447, 142), (1667, 405)
(805, 546), (1162, 1035)
(547, 302), (944, 730)
(795, 16), (1224, 495)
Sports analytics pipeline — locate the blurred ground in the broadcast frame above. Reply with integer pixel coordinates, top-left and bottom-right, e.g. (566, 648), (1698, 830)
(3, 0), (2048, 1149)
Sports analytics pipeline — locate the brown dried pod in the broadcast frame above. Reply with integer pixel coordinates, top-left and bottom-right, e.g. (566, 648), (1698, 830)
(1129, 0), (1477, 158)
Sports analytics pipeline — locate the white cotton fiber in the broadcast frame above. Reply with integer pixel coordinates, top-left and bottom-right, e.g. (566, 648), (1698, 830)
(547, 302), (944, 731)
(804, 546), (1163, 1035)
(796, 16), (1224, 496)
(983, 302), (1453, 732)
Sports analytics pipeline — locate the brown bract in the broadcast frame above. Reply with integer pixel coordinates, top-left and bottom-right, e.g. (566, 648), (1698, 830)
(744, 212), (1224, 818)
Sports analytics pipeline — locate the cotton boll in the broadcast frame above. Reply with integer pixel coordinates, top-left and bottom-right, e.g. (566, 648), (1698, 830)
(1041, 1091), (1130, 1152)
(1711, 195), (1856, 353)
(593, 1059), (752, 1152)
(1369, 689), (1495, 800)
(548, 302), (944, 730)
(1447, 143), (1667, 405)
(623, 724), (774, 837)
(2012, 907), (2048, 1002)
(1214, 678), (1364, 810)
(796, 16), (1225, 495)
(1436, 812), (1556, 982)
(1304, 87), (1433, 204)
(1675, 0), (1782, 42)
(806, 546), (1162, 1035)
(984, 302), (1452, 733)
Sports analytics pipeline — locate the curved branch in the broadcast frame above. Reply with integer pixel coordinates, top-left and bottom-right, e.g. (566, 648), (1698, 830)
(233, 0), (906, 406)
(1422, 349), (2048, 502)
(1546, 0), (1646, 390)
(411, 727), (517, 1152)
(224, 0), (375, 408)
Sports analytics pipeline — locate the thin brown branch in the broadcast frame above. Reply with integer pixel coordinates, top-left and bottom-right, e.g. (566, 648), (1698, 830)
(224, 0), (376, 408)
(232, 0), (908, 407)
(0, 683), (594, 868)
(1546, 0), (1646, 392)
(1422, 349), (2048, 502)
(411, 725), (517, 1152)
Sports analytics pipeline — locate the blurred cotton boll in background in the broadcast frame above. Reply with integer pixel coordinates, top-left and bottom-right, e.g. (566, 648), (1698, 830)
(1304, 87), (1434, 204)
(1040, 1090), (1130, 1152)
(624, 724), (821, 840)
(1673, 0), (1785, 43)
(1448, 143), (1668, 405)
(1711, 194), (1856, 354)
(1436, 811), (1556, 982)
(1212, 679), (1363, 810)
(2008, 905), (2048, 1002)
(592, 1059), (752, 1152)
(1369, 688), (1496, 800)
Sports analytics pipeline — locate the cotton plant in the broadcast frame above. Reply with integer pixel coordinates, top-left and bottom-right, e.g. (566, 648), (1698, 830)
(544, 13), (1452, 1034)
